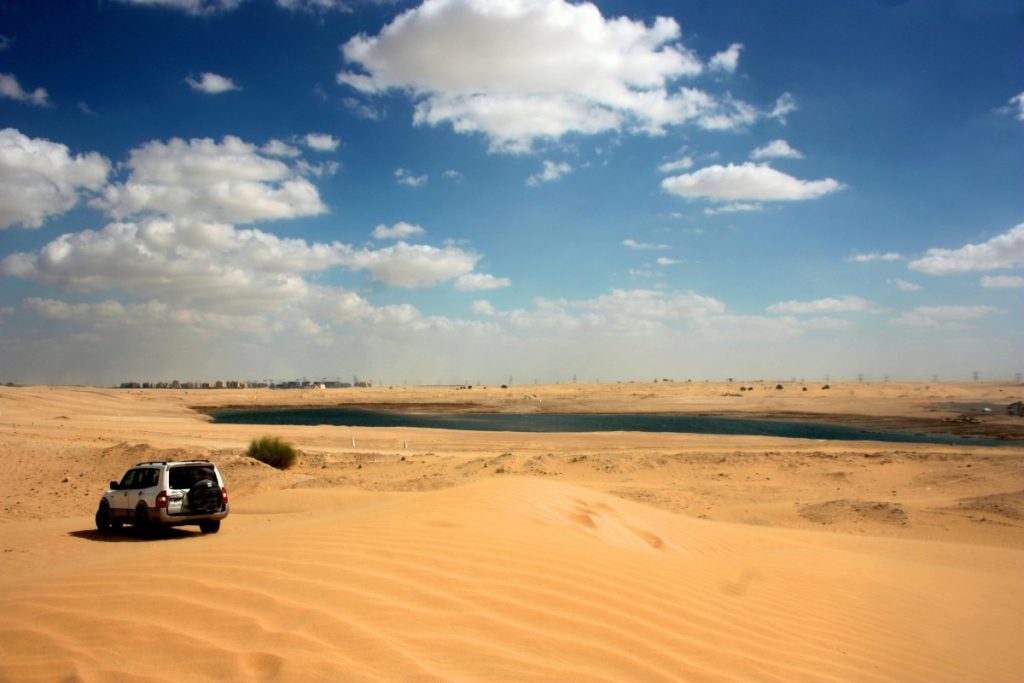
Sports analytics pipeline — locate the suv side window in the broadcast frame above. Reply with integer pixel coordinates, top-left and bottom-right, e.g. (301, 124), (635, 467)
(138, 469), (160, 489)
(119, 469), (140, 489)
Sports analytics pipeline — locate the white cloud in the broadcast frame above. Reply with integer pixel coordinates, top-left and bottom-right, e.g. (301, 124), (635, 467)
(908, 224), (1024, 274)
(0, 218), (344, 312)
(1, 216), (503, 340)
(629, 268), (659, 278)
(93, 135), (326, 223)
(893, 279), (922, 291)
(891, 305), (1000, 328)
(526, 160), (572, 187)
(345, 241), (479, 288)
(342, 96), (382, 120)
(496, 289), (726, 333)
(703, 202), (763, 215)
(768, 92), (797, 123)
(295, 160), (340, 178)
(275, 0), (349, 12)
(981, 274), (1024, 288)
(750, 139), (803, 160)
(0, 73), (50, 107)
(337, 0), (783, 152)
(304, 133), (340, 152)
(656, 257), (682, 266)
(767, 295), (870, 314)
(442, 169), (465, 182)
(849, 251), (903, 263)
(395, 167), (428, 187)
(662, 162), (843, 202)
(470, 299), (497, 316)
(185, 72), (241, 94)
(709, 43), (743, 74)
(0, 35), (11, 52)
(372, 221), (426, 240)
(623, 239), (669, 250)
(1006, 92), (1024, 121)
(454, 272), (511, 291)
(0, 128), (111, 230)
(261, 139), (302, 158)
(658, 156), (694, 173)
(115, 0), (243, 15)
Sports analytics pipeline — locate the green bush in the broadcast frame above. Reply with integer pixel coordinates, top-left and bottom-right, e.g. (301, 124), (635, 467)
(247, 436), (297, 469)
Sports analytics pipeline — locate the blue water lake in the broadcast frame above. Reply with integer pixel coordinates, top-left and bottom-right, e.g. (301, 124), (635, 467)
(208, 407), (1012, 447)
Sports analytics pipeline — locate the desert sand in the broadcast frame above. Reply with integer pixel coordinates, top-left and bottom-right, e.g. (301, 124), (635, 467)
(1, 381), (1023, 681)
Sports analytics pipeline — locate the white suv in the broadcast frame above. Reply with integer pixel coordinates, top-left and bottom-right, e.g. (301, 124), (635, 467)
(96, 460), (229, 535)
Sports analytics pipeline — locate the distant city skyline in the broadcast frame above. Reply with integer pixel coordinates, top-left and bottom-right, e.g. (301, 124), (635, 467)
(0, 0), (1021, 385)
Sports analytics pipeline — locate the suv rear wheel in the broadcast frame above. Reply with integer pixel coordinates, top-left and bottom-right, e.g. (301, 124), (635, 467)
(199, 519), (221, 534)
(134, 505), (154, 537)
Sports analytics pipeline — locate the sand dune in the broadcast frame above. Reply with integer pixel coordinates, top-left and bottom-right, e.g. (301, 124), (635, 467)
(1, 384), (1023, 681)
(2, 479), (1022, 681)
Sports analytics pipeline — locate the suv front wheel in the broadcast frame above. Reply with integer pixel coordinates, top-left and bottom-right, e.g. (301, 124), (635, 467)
(95, 501), (122, 533)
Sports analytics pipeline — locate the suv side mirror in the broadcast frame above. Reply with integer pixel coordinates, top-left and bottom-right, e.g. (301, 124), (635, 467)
(109, 481), (120, 490)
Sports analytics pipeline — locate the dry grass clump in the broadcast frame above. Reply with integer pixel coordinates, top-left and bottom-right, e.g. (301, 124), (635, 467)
(247, 436), (297, 469)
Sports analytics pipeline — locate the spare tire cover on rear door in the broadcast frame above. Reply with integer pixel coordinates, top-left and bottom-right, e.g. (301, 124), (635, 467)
(187, 479), (222, 513)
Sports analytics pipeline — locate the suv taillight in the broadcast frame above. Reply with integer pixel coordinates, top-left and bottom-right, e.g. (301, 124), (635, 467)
(221, 487), (228, 507)
(155, 491), (168, 509)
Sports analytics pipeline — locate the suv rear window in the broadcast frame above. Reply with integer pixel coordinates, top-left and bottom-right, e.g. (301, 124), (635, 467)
(169, 465), (217, 490)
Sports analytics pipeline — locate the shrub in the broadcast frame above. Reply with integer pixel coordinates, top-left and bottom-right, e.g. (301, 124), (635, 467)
(247, 436), (297, 469)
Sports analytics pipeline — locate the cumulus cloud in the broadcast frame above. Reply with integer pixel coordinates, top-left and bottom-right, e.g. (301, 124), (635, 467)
(372, 221), (426, 240)
(0, 218), (344, 312)
(337, 0), (783, 152)
(185, 72), (241, 94)
(0, 128), (111, 230)
(709, 43), (743, 73)
(656, 257), (682, 266)
(93, 135), (326, 223)
(662, 162), (843, 202)
(345, 240), (479, 288)
(5, 220), (500, 301)
(848, 251), (903, 263)
(526, 160), (572, 187)
(395, 167), (428, 187)
(0, 73), (50, 107)
(908, 224), (1024, 274)
(980, 274), (1024, 288)
(891, 305), (1000, 328)
(454, 272), (511, 291)
(492, 289), (726, 333)
(304, 133), (340, 151)
(750, 139), (803, 160)
(115, 0), (243, 15)
(470, 299), (497, 315)
(442, 169), (465, 182)
(767, 295), (870, 314)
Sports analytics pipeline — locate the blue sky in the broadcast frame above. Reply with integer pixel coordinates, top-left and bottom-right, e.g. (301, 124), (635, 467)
(0, 0), (1021, 385)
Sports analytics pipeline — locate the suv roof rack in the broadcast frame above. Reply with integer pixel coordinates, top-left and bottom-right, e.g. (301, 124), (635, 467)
(133, 459), (212, 466)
